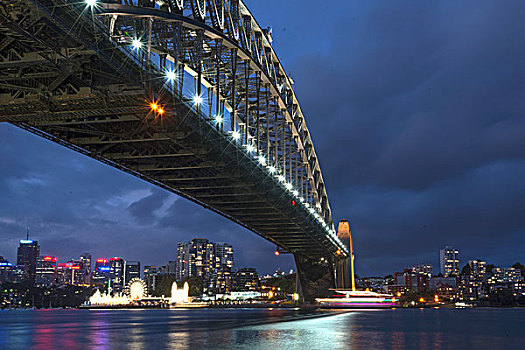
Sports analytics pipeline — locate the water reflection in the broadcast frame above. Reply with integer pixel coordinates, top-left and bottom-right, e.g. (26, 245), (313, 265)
(0, 308), (523, 349)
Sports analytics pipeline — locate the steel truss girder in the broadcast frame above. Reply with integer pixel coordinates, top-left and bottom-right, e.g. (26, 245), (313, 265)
(0, 0), (349, 260)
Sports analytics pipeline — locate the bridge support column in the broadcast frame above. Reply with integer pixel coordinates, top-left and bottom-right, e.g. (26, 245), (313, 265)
(335, 257), (351, 289)
(294, 254), (336, 302)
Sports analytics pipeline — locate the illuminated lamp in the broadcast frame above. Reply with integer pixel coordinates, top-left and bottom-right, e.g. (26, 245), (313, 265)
(230, 130), (241, 140)
(166, 70), (176, 81)
(193, 94), (203, 105)
(132, 38), (142, 50)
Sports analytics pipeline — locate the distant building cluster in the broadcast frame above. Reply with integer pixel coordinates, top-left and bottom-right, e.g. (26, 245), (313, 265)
(358, 246), (525, 304)
(0, 236), (269, 303)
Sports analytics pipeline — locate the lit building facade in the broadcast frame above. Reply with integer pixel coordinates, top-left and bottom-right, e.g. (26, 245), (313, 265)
(17, 239), (40, 283)
(175, 239), (216, 281)
(36, 256), (57, 285)
(394, 269), (429, 293)
(487, 267), (525, 296)
(55, 262), (83, 285)
(92, 258), (110, 287)
(124, 260), (141, 286)
(235, 268), (259, 291)
(411, 264), (433, 277)
(440, 246), (459, 277)
(110, 257), (125, 293)
(468, 260), (487, 277)
(80, 253), (92, 285)
(143, 265), (158, 293)
(0, 257), (13, 283)
(215, 243), (234, 270)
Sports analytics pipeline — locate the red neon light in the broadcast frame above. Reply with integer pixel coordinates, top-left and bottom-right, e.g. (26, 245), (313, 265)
(96, 259), (108, 263)
(71, 266), (81, 270)
(110, 257), (121, 261)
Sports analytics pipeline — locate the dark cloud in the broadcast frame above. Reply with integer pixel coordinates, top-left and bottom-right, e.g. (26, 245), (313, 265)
(1, 0), (524, 275)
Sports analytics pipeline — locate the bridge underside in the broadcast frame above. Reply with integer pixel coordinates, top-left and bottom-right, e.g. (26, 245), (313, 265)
(0, 0), (350, 297)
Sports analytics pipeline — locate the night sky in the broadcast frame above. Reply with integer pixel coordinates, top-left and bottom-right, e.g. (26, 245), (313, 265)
(1, 0), (524, 276)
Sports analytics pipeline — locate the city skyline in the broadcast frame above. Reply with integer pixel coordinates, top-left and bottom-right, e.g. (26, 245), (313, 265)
(1, 0), (524, 275)
(1, 231), (522, 278)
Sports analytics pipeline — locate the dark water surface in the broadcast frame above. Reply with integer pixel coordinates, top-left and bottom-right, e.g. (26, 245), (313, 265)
(0, 307), (523, 349)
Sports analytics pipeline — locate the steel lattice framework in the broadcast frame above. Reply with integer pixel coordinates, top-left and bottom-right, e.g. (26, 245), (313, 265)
(0, 0), (349, 296)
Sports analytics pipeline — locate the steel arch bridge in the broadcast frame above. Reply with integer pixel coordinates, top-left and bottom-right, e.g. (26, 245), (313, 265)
(0, 0), (350, 299)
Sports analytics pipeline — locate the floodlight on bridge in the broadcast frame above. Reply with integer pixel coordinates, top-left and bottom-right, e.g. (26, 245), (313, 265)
(85, 0), (97, 6)
(245, 144), (255, 153)
(258, 156), (266, 165)
(132, 38), (142, 50)
(166, 70), (177, 81)
(229, 130), (241, 140)
(193, 94), (203, 105)
(267, 166), (276, 174)
(214, 115), (223, 124)
(292, 190), (299, 197)
(277, 175), (285, 183)
(285, 183), (293, 191)
(150, 102), (158, 111)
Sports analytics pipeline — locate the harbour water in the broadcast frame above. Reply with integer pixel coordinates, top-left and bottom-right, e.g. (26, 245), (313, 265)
(0, 308), (523, 349)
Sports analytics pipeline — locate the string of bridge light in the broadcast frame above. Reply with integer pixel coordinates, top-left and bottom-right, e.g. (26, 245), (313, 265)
(103, 10), (346, 252)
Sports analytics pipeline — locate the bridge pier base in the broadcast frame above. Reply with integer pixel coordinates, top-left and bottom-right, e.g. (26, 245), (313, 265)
(335, 257), (351, 289)
(294, 255), (336, 302)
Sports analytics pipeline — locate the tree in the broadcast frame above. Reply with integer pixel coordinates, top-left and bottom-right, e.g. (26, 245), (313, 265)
(489, 288), (515, 307)
(512, 262), (525, 277)
(262, 274), (296, 294)
(178, 276), (204, 296)
(152, 275), (176, 297)
(460, 263), (471, 276)
(486, 264), (495, 274)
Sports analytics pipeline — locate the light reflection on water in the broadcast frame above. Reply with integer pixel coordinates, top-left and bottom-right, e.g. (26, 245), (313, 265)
(0, 308), (523, 349)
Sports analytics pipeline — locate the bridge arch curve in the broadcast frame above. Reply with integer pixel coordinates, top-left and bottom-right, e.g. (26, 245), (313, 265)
(0, 0), (349, 299)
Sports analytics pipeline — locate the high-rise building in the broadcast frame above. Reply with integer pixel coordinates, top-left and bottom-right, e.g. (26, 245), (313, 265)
(0, 256), (13, 283)
(92, 258), (110, 287)
(175, 239), (216, 281)
(215, 243), (234, 270)
(55, 262), (83, 285)
(109, 257), (125, 293)
(36, 256), (57, 285)
(411, 263), (433, 277)
(440, 246), (459, 277)
(167, 261), (176, 275)
(468, 260), (487, 278)
(487, 267), (525, 296)
(235, 268), (259, 291)
(80, 253), (92, 285)
(214, 268), (234, 293)
(17, 239), (40, 283)
(124, 261), (141, 286)
(394, 269), (429, 293)
(143, 265), (158, 293)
